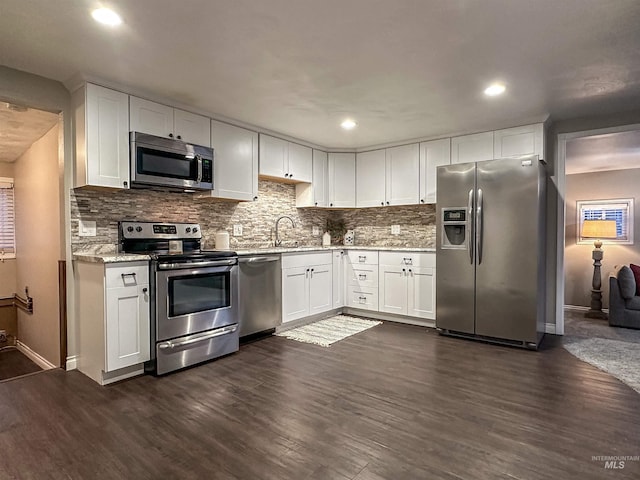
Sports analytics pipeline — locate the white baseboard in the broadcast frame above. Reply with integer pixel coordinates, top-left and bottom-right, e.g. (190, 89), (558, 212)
(66, 355), (78, 371)
(545, 323), (557, 334)
(564, 305), (609, 314)
(16, 341), (56, 370)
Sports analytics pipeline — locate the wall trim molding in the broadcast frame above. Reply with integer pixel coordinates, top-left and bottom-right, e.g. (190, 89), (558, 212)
(564, 305), (609, 313)
(16, 341), (56, 370)
(66, 355), (78, 371)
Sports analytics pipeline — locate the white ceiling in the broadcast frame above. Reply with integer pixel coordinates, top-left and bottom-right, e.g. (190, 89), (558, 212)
(0, 103), (59, 162)
(566, 129), (640, 175)
(1, 0), (640, 149)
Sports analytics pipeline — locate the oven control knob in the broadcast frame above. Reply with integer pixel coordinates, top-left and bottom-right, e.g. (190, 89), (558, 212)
(135, 226), (142, 232)
(185, 227), (191, 233)
(127, 226), (134, 233)
(192, 227), (198, 233)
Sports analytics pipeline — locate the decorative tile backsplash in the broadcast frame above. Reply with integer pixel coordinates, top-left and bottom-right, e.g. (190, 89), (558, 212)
(70, 180), (436, 252)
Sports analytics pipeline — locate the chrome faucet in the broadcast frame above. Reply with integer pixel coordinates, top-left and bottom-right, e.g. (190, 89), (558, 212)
(275, 215), (296, 246)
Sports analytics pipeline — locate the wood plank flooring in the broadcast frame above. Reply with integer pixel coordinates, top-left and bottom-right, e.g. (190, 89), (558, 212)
(1, 322), (639, 479)
(0, 348), (41, 381)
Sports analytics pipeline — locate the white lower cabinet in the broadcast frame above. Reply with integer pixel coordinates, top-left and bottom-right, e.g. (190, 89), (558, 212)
(345, 250), (379, 311)
(76, 261), (150, 385)
(281, 252), (333, 323)
(378, 252), (436, 320)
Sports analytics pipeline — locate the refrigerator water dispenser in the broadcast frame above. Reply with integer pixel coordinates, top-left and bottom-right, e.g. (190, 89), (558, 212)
(441, 208), (467, 249)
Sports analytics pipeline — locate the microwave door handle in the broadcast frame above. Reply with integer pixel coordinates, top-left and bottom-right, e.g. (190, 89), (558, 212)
(196, 155), (203, 183)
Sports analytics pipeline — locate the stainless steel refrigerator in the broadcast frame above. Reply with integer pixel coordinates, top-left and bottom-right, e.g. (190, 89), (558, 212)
(436, 156), (546, 349)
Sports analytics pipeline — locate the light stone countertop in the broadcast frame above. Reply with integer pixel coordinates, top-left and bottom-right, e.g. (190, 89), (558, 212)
(73, 253), (151, 264)
(73, 245), (435, 263)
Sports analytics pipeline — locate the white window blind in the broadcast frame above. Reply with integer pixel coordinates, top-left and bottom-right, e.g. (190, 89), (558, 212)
(0, 178), (16, 258)
(577, 198), (634, 245)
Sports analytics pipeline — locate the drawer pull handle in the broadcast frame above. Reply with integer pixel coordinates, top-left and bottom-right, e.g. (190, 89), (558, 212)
(121, 273), (137, 280)
(403, 257), (413, 265)
(358, 296), (367, 303)
(358, 255), (366, 262)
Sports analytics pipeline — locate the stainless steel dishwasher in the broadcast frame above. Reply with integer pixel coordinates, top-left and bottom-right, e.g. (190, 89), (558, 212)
(238, 255), (282, 337)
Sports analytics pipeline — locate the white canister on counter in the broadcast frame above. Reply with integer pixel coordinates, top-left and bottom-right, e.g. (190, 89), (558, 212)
(322, 231), (331, 247)
(215, 231), (230, 250)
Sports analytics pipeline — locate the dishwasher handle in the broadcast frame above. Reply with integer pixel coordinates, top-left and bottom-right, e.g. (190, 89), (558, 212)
(239, 256), (280, 263)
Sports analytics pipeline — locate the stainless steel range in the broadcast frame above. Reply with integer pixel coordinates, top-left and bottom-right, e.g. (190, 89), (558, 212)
(119, 221), (239, 375)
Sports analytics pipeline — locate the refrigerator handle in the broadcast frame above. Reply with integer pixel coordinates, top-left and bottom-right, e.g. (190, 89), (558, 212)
(468, 189), (474, 264)
(477, 188), (483, 264)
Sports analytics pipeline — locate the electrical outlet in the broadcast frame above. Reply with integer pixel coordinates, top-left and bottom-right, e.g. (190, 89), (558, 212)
(312, 226), (320, 236)
(233, 224), (243, 236)
(391, 225), (400, 235)
(79, 220), (97, 237)
(0, 330), (6, 343)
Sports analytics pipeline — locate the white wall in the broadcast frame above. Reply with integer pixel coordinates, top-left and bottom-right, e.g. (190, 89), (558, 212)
(0, 162), (17, 297)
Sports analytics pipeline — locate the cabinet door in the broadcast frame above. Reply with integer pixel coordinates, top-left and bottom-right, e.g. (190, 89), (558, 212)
(419, 138), (451, 204)
(287, 142), (313, 182)
(85, 84), (130, 189)
(451, 131), (494, 164)
(282, 266), (309, 322)
(259, 134), (287, 178)
(105, 284), (150, 371)
(379, 266), (407, 315)
(211, 120), (258, 201)
(386, 143), (420, 205)
(494, 124), (544, 159)
(407, 266), (435, 319)
(332, 251), (345, 308)
(328, 153), (356, 208)
(356, 149), (386, 207)
(309, 264), (333, 315)
(312, 150), (328, 207)
(174, 109), (211, 146)
(129, 96), (174, 139)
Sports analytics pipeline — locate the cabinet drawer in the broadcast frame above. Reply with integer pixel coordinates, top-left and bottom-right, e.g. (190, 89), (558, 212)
(105, 262), (149, 289)
(347, 264), (378, 288)
(378, 251), (435, 268)
(346, 250), (378, 266)
(346, 288), (379, 311)
(281, 252), (331, 269)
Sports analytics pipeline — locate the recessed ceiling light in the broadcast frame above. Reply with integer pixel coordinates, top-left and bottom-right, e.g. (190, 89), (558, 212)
(91, 7), (122, 26)
(341, 119), (357, 130)
(484, 83), (506, 97)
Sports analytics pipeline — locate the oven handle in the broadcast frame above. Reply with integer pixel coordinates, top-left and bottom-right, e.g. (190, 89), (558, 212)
(157, 258), (237, 270)
(157, 325), (238, 350)
(239, 256), (280, 263)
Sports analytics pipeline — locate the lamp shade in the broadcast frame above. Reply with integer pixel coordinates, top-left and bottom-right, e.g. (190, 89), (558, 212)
(581, 219), (618, 239)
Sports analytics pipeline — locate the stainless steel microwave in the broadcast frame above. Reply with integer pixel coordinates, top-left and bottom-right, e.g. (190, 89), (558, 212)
(130, 132), (213, 191)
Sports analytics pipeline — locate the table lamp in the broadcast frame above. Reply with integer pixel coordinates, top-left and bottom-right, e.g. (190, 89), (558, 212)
(581, 219), (618, 319)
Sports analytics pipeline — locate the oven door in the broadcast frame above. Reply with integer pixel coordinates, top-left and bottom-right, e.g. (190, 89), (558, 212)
(155, 261), (238, 341)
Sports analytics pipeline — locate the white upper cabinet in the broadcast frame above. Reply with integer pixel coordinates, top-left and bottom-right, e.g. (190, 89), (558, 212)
(210, 120), (258, 202)
(328, 153), (356, 208)
(419, 138), (451, 204)
(73, 83), (130, 189)
(130, 96), (210, 146)
(451, 131), (494, 164)
(295, 149), (328, 207)
(356, 149), (386, 207)
(259, 134), (312, 182)
(494, 124), (544, 159)
(386, 143), (420, 205)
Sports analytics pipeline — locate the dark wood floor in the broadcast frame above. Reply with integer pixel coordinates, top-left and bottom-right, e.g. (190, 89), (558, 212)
(1, 322), (639, 479)
(0, 348), (42, 381)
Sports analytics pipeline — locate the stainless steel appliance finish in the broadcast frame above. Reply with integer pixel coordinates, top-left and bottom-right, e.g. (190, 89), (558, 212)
(238, 255), (282, 337)
(130, 132), (213, 191)
(436, 156), (546, 348)
(120, 221), (239, 375)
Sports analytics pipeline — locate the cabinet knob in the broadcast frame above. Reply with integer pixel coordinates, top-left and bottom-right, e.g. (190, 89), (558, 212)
(381, 202), (384, 206)
(123, 181), (128, 187)
(330, 203), (333, 207)
(289, 173), (293, 178)
(253, 196), (258, 201)
(142, 287), (148, 294)
(314, 202), (318, 206)
(420, 199), (425, 203)
(168, 133), (174, 138)
(386, 201), (390, 205)
(177, 135), (182, 140)
(284, 173), (289, 178)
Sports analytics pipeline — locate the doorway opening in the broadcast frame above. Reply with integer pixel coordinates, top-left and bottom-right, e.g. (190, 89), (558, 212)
(0, 101), (64, 382)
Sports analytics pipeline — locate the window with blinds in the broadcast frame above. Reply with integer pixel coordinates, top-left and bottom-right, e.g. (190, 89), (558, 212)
(577, 198), (634, 245)
(0, 177), (16, 258)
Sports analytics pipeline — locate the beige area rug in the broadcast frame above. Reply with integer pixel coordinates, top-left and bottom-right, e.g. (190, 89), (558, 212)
(276, 315), (382, 347)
